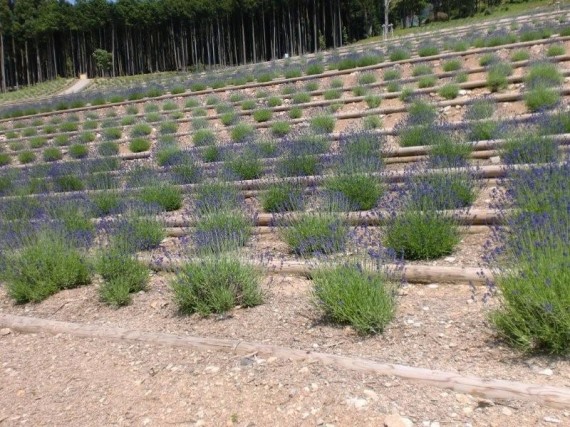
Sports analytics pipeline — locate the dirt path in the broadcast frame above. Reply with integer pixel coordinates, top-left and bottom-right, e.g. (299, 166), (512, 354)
(1, 278), (569, 426)
(58, 78), (91, 95)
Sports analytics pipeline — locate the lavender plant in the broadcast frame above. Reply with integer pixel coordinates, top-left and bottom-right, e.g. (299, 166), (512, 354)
(171, 256), (262, 315)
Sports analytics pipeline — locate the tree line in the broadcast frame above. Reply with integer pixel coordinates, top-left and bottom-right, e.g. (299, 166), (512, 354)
(0, 0), (515, 90)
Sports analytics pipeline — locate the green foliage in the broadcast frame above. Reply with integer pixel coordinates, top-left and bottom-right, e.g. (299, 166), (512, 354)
(386, 81), (401, 93)
(195, 211), (252, 253)
(129, 138), (151, 153)
(358, 72), (377, 85)
(525, 62), (563, 89)
(93, 48), (113, 75)
(131, 123), (152, 137)
(226, 150), (263, 180)
(267, 96), (282, 107)
(220, 111), (239, 126)
(231, 123), (255, 143)
(442, 59), (462, 72)
(364, 94), (382, 108)
(418, 45), (439, 57)
(241, 99), (256, 110)
(417, 75), (437, 88)
(479, 53), (499, 67)
(271, 121), (291, 137)
(0, 152), (11, 166)
(304, 81), (319, 92)
(510, 50), (530, 62)
(98, 141), (119, 156)
(160, 121), (178, 135)
(292, 92), (311, 104)
(202, 145), (221, 162)
(525, 86), (560, 112)
(363, 115), (382, 129)
(43, 147), (63, 162)
(172, 257), (262, 316)
(438, 84), (459, 99)
(96, 247), (149, 307)
(18, 151), (36, 164)
(103, 127), (122, 141)
(385, 210), (460, 260)
(389, 48), (410, 61)
(324, 174), (383, 210)
(306, 63), (325, 75)
(324, 89), (342, 100)
(3, 230), (90, 303)
(281, 213), (347, 256)
(29, 136), (47, 148)
(501, 132), (559, 164)
(193, 129), (216, 146)
(486, 62), (512, 92)
(253, 108), (272, 122)
(80, 131), (96, 143)
(383, 68), (401, 81)
(312, 264), (396, 334)
(261, 183), (303, 212)
(284, 68), (302, 79)
(69, 143), (89, 159)
(412, 64), (433, 77)
(289, 107), (303, 119)
(140, 183), (183, 211)
(310, 115), (336, 134)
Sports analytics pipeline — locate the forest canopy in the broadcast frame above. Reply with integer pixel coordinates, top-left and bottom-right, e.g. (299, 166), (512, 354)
(0, 0), (525, 89)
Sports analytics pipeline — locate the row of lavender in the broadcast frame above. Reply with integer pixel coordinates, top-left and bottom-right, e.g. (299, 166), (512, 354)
(0, 18), (566, 121)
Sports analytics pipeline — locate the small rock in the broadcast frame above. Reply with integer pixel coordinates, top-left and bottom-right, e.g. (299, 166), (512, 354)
(459, 90), (468, 95)
(430, 423), (441, 427)
(543, 416), (561, 424)
(501, 407), (513, 416)
(384, 414), (413, 427)
(298, 366), (310, 374)
(195, 421), (206, 427)
(463, 407), (473, 416)
(346, 397), (368, 409)
(266, 357), (278, 364)
(0, 328), (11, 336)
(444, 256), (456, 262)
(205, 366), (220, 374)
(455, 394), (471, 405)
(477, 399), (494, 408)
(539, 368), (554, 376)
(363, 389), (379, 401)
(427, 284), (439, 289)
(490, 156), (501, 164)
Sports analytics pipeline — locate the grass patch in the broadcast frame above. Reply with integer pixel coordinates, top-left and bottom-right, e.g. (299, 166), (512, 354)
(3, 230), (90, 303)
(139, 183), (183, 212)
(172, 257), (262, 316)
(312, 264), (396, 334)
(129, 138), (151, 153)
(442, 59), (462, 72)
(280, 213), (347, 256)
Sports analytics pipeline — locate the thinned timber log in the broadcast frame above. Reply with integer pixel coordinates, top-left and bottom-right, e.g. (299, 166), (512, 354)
(161, 209), (504, 227)
(143, 257), (494, 284)
(1, 314), (568, 408)
(164, 225), (491, 237)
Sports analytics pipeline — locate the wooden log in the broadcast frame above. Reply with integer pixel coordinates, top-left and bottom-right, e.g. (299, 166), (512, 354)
(162, 209), (504, 227)
(144, 257), (494, 284)
(164, 225), (491, 237)
(1, 314), (569, 408)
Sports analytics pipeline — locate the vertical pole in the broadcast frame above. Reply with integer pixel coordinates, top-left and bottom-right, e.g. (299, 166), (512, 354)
(384, 0), (389, 41)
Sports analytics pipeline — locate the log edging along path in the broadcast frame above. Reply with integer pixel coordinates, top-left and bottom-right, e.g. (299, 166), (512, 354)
(2, 313), (569, 408)
(140, 255), (495, 285)
(2, 33), (569, 126)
